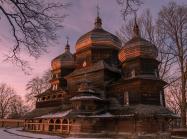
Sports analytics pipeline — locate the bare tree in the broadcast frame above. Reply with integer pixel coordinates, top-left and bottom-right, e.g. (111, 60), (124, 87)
(42, 69), (52, 89)
(26, 76), (46, 106)
(157, 2), (187, 128)
(165, 80), (182, 115)
(117, 9), (175, 82)
(0, 83), (16, 118)
(0, 0), (70, 71)
(117, 7), (181, 120)
(117, 0), (143, 20)
(8, 95), (30, 119)
(25, 69), (51, 107)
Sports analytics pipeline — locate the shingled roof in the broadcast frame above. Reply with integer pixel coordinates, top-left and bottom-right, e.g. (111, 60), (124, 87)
(109, 104), (176, 118)
(24, 106), (62, 119)
(65, 60), (120, 78)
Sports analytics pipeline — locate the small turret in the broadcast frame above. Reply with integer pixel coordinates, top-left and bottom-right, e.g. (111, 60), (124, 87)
(118, 15), (158, 63)
(51, 37), (75, 70)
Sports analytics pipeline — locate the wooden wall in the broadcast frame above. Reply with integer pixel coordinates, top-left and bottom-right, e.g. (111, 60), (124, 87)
(67, 70), (105, 92)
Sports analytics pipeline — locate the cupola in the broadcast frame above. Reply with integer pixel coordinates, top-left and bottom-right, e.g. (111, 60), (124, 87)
(51, 39), (75, 70)
(118, 18), (158, 63)
(75, 8), (121, 52)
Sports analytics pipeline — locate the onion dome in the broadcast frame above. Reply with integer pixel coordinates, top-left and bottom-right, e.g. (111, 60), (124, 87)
(51, 40), (74, 70)
(75, 15), (121, 52)
(118, 19), (158, 63)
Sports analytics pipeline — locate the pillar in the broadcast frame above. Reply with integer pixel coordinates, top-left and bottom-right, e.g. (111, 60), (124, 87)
(60, 119), (62, 133)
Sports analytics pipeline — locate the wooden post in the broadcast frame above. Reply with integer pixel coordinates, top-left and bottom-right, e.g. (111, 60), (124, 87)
(54, 119), (55, 132)
(67, 119), (69, 133)
(60, 119), (62, 133)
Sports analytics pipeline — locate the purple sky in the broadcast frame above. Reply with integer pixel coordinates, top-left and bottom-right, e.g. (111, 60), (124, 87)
(0, 0), (186, 97)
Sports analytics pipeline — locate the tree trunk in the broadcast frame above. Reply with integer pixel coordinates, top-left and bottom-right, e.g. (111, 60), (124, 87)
(181, 64), (186, 128)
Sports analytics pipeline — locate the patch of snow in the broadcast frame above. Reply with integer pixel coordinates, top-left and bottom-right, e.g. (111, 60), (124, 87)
(70, 96), (102, 101)
(0, 128), (110, 139)
(78, 113), (134, 118)
(0, 128), (62, 139)
(0, 128), (28, 139)
(36, 109), (72, 119)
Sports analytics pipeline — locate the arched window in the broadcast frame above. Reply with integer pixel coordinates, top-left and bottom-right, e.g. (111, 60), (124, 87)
(62, 119), (69, 131)
(62, 119), (68, 124)
(55, 119), (61, 130)
(49, 119), (54, 123)
(48, 119), (54, 132)
(52, 84), (58, 90)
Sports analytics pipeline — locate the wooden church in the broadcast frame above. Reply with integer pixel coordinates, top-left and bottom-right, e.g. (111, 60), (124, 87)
(24, 11), (175, 138)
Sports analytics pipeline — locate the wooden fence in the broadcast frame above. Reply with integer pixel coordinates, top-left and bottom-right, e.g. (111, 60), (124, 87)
(0, 119), (24, 128)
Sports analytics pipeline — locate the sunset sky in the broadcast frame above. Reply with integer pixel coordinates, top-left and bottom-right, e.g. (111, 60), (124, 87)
(0, 0), (186, 97)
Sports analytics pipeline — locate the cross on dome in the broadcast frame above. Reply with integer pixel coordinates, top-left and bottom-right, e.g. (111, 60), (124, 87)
(65, 36), (70, 52)
(96, 2), (100, 17)
(95, 2), (102, 29)
(133, 12), (140, 37)
(66, 36), (69, 44)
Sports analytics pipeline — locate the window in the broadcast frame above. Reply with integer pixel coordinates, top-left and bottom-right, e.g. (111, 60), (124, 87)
(155, 69), (159, 77)
(124, 92), (129, 105)
(47, 96), (50, 100)
(52, 84), (58, 90)
(62, 119), (69, 131)
(142, 63), (154, 74)
(131, 69), (135, 78)
(55, 119), (61, 130)
(160, 91), (163, 106)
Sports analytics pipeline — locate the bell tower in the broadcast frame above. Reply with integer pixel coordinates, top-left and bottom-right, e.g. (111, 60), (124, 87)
(118, 19), (166, 106)
(51, 38), (75, 90)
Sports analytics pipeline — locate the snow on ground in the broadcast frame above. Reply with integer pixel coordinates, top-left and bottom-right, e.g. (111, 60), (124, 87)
(0, 128), (30, 139)
(0, 128), (62, 139)
(2, 128), (186, 139)
(0, 128), (106, 139)
(36, 109), (72, 119)
(0, 128), (28, 139)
